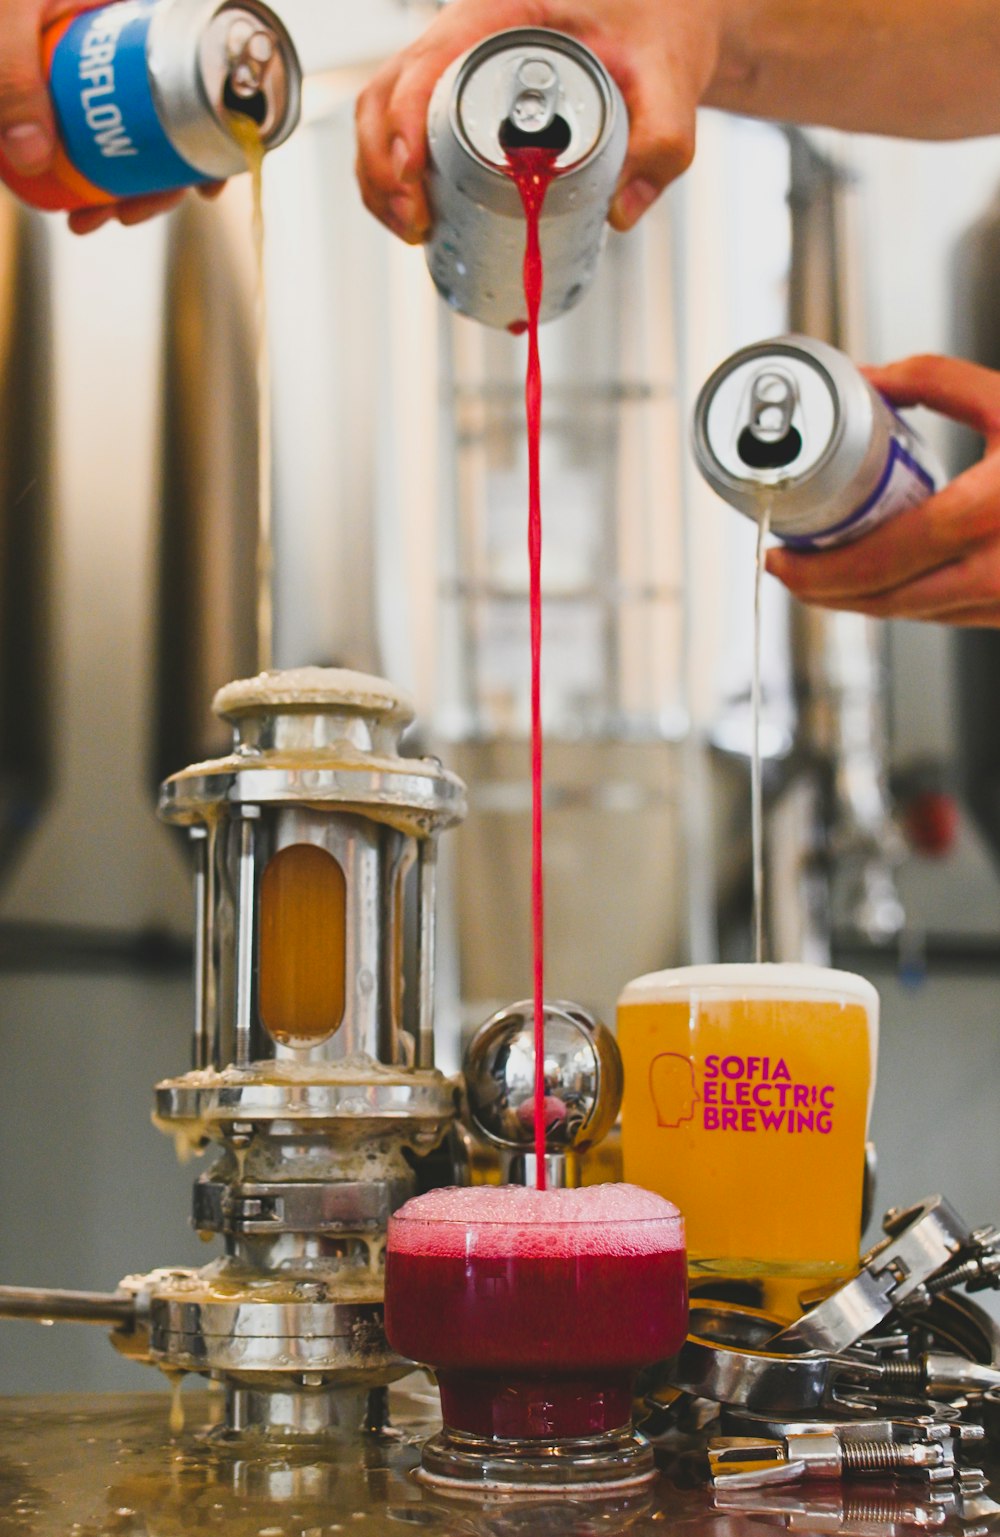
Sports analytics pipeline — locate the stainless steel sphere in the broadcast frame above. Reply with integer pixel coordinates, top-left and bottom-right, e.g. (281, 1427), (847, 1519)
(463, 1000), (623, 1154)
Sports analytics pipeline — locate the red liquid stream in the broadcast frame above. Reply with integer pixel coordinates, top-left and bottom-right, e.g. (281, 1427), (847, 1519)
(506, 145), (559, 1190)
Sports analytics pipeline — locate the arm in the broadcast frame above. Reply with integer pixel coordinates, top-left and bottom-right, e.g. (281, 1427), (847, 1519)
(356, 0), (1000, 242)
(767, 357), (1000, 627)
(711, 0), (1000, 142)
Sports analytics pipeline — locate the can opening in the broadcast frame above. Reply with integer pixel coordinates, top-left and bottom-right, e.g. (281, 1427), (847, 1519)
(737, 423), (803, 471)
(223, 75), (268, 128)
(499, 114), (572, 153)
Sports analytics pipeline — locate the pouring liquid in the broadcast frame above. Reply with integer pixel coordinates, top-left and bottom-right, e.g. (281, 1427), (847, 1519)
(751, 497), (772, 963)
(505, 146), (559, 1188)
(227, 111), (274, 673)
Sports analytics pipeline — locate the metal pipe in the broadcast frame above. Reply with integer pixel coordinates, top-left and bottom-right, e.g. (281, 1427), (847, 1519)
(190, 824), (209, 1069)
(235, 808), (259, 1067)
(0, 1285), (136, 1328)
(416, 839), (437, 1069)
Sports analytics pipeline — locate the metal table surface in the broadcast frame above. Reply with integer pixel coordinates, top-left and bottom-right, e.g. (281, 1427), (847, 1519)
(0, 1382), (995, 1537)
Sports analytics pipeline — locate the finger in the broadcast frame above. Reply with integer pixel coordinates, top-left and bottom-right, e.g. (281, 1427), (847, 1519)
(916, 604), (1000, 627)
(0, 0), (118, 179)
(354, 3), (488, 239)
(67, 188), (185, 234)
(67, 203), (115, 234)
(382, 0), (549, 175)
(862, 355), (1000, 439)
(0, 0), (58, 176)
(357, 0), (540, 241)
(765, 456), (1000, 600)
(115, 188), (185, 225)
(356, 70), (431, 242)
(807, 540), (1000, 620)
(606, 53), (698, 229)
(817, 593), (1000, 627)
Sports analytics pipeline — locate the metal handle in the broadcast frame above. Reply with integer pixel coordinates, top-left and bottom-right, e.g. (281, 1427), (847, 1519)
(0, 1284), (137, 1329)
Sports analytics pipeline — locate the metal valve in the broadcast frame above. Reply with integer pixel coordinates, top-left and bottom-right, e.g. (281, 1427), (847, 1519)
(462, 999), (623, 1187)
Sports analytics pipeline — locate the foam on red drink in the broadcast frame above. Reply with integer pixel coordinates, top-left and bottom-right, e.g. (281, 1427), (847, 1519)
(385, 1183), (687, 1440)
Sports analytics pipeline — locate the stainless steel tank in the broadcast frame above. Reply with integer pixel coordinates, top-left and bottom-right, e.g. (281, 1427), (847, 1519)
(0, 204), (52, 882)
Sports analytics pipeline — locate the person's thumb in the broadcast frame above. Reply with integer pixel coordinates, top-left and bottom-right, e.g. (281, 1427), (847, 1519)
(0, 1), (57, 177)
(608, 82), (697, 231)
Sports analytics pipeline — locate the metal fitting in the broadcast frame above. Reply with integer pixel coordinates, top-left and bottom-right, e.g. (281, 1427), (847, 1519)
(708, 1426), (959, 1491)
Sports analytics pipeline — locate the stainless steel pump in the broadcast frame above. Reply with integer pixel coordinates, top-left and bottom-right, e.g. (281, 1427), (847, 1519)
(0, 667), (467, 1438)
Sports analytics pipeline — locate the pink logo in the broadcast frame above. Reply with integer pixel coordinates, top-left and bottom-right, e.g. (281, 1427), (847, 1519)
(649, 1053), (700, 1128)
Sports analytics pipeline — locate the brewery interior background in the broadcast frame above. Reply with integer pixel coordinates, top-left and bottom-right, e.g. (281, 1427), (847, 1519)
(1, 0), (999, 1393)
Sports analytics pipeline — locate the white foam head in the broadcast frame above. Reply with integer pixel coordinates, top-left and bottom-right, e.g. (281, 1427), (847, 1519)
(388, 1183), (684, 1259)
(618, 962), (877, 1010)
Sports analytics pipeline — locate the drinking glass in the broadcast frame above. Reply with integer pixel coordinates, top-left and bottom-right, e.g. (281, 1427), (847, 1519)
(618, 963), (879, 1287)
(384, 1184), (687, 1492)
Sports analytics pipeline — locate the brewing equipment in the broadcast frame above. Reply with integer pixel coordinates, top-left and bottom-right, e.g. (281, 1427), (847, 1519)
(0, 205), (52, 882)
(462, 999), (623, 1188)
(0, 666), (467, 1437)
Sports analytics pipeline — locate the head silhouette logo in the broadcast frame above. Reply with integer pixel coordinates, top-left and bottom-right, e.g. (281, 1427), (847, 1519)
(649, 1053), (700, 1128)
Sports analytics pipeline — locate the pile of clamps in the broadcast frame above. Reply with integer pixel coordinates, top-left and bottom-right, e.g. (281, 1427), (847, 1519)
(645, 1195), (1000, 1528)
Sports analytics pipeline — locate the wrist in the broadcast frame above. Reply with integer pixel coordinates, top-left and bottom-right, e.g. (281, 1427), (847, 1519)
(708, 0), (767, 98)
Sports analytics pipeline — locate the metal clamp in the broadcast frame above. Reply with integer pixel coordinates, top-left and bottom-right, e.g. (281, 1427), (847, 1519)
(711, 1481), (982, 1532)
(671, 1329), (877, 1415)
(708, 1426), (961, 1490)
(192, 1177), (409, 1237)
(666, 1296), (1000, 1417)
(774, 1198), (974, 1355)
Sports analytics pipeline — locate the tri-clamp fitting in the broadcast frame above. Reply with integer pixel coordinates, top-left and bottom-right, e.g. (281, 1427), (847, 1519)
(773, 1197), (978, 1355)
(708, 1420), (983, 1490)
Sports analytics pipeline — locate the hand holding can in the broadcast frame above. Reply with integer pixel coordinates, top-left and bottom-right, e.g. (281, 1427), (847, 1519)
(424, 28), (628, 330)
(692, 334), (944, 549)
(0, 0), (300, 228)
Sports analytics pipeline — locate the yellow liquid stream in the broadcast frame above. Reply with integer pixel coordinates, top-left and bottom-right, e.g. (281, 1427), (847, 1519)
(751, 496), (772, 962)
(227, 111), (273, 673)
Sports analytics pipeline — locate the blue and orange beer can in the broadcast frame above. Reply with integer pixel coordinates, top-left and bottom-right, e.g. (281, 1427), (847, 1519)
(1, 0), (300, 211)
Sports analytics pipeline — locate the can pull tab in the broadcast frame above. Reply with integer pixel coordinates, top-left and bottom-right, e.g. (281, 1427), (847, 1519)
(738, 368), (803, 472)
(500, 58), (571, 151)
(224, 19), (277, 127)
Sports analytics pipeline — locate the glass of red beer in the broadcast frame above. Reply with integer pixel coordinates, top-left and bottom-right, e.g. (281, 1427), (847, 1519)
(385, 1183), (687, 1492)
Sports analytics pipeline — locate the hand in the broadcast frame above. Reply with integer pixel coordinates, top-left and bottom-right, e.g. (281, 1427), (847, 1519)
(766, 355), (1000, 627)
(354, 0), (723, 244)
(0, 0), (223, 232)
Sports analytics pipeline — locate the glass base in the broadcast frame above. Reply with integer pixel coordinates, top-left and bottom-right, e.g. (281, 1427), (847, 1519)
(417, 1424), (657, 1495)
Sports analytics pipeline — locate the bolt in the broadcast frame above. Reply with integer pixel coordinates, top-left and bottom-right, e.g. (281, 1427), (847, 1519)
(927, 1251), (1000, 1295)
(840, 1439), (953, 1476)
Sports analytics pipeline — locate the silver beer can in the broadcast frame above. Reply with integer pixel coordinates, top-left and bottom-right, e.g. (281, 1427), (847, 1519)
(145, 0), (302, 183)
(692, 334), (943, 548)
(425, 28), (628, 331)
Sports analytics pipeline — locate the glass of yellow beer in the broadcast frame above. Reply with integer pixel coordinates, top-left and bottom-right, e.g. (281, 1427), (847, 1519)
(617, 964), (878, 1285)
